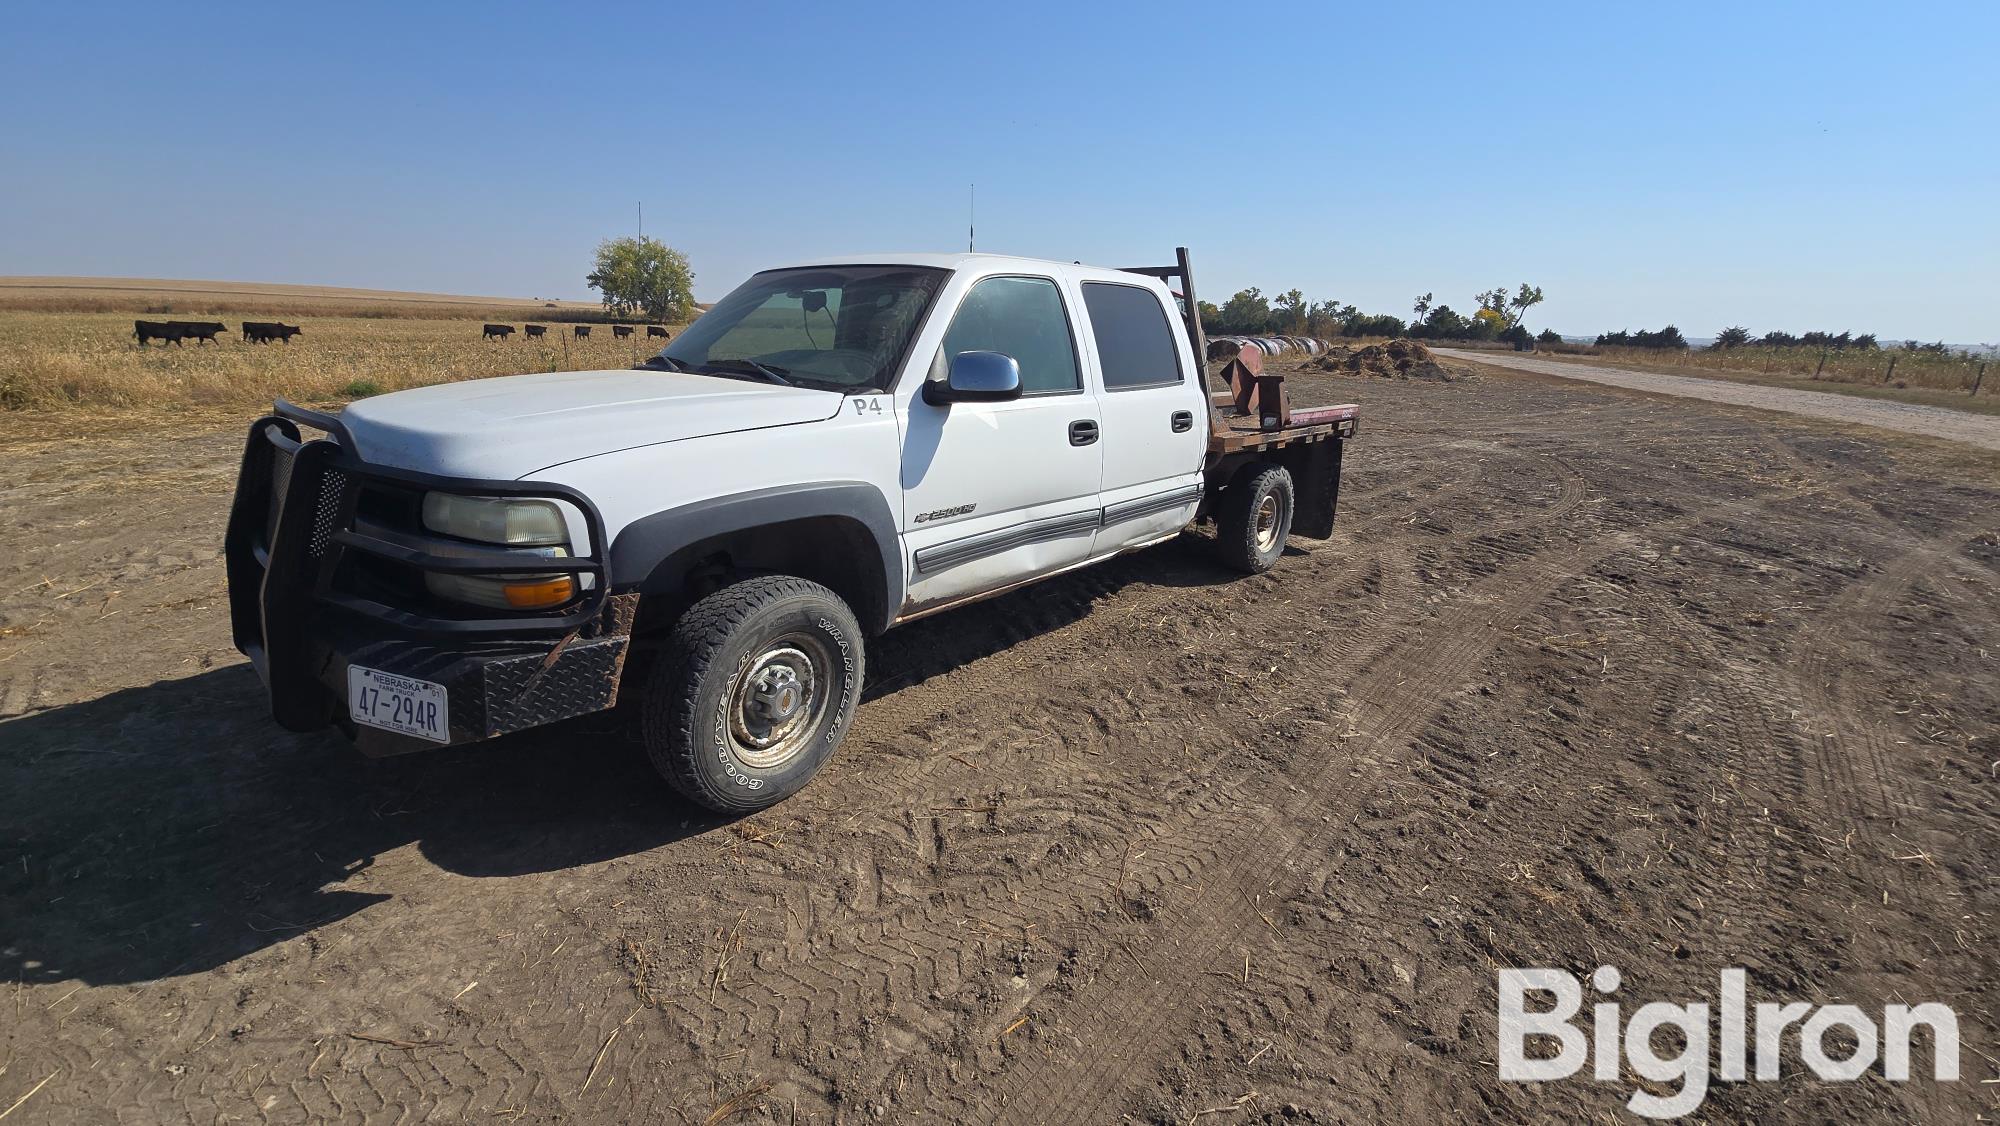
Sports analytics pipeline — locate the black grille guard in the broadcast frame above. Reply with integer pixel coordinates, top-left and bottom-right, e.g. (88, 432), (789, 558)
(224, 399), (612, 729)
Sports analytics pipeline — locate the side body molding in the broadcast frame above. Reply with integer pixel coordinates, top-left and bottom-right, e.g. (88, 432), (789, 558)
(608, 481), (905, 633)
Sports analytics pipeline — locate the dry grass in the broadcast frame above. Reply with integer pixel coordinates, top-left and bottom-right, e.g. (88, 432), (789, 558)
(1582, 343), (1989, 393)
(0, 309), (686, 412)
(0, 276), (600, 321)
(1524, 349), (2000, 417)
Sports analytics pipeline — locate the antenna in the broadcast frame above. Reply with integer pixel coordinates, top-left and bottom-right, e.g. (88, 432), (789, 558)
(638, 201), (643, 241)
(968, 183), (975, 252)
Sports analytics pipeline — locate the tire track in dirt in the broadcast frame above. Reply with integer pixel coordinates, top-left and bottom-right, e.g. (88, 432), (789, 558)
(615, 457), (1598, 1102)
(977, 541), (1634, 1123)
(971, 485), (1837, 1123)
(1783, 520), (1990, 892)
(794, 439), (1516, 830)
(667, 443), (1567, 926)
(619, 465), (1810, 1117)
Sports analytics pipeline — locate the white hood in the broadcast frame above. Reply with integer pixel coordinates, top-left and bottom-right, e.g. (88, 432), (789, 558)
(339, 369), (843, 479)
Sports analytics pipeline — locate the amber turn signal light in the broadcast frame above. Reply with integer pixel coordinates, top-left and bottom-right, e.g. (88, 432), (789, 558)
(501, 576), (576, 609)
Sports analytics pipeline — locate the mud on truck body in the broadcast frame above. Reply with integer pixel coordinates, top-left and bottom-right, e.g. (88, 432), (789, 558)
(225, 249), (1358, 812)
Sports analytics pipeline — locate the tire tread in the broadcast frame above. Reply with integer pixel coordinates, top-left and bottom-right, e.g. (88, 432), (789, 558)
(641, 575), (860, 812)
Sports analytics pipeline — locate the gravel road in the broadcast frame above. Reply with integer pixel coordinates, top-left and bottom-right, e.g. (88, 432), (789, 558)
(1437, 348), (2000, 451)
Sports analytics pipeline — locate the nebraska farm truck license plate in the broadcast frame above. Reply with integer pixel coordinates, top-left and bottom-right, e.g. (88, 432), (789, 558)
(347, 665), (450, 743)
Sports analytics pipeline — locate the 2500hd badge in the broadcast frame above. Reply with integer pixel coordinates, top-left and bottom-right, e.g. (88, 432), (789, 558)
(914, 503), (976, 523)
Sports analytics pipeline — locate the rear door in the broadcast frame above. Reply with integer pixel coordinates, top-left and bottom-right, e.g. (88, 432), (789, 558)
(1076, 278), (1206, 554)
(897, 273), (1103, 612)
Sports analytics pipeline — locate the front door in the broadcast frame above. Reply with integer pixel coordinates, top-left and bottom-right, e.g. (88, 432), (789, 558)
(898, 274), (1102, 611)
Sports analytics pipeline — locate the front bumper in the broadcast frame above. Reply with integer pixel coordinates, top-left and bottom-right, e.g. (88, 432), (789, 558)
(223, 400), (635, 754)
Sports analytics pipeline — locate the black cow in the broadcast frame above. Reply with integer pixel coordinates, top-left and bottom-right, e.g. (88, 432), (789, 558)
(244, 321), (304, 344)
(524, 324), (547, 338)
(135, 320), (184, 346)
(483, 324), (515, 341)
(612, 325), (634, 338)
(172, 321), (228, 344)
(573, 325), (592, 338)
(646, 325), (669, 338)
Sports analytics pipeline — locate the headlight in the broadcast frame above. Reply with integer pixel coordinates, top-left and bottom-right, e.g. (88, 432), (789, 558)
(422, 493), (568, 546)
(420, 493), (576, 610)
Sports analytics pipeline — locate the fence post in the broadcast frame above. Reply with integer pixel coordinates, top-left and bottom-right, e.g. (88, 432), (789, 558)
(1814, 346), (1828, 378)
(1883, 355), (1897, 384)
(1974, 362), (1988, 397)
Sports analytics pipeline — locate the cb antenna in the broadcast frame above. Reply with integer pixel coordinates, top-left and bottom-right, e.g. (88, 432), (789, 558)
(968, 183), (975, 252)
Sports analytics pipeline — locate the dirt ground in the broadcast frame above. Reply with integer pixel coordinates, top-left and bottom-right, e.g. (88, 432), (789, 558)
(1, 360), (1995, 1123)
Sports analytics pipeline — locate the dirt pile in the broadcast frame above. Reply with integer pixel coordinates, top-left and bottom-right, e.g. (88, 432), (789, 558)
(1312, 339), (1461, 381)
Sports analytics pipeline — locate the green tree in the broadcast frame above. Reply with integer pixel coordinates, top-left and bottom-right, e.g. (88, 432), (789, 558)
(1507, 283), (1544, 329)
(1712, 326), (1752, 349)
(1412, 292), (1433, 325)
(1306, 300), (1343, 339)
(586, 236), (695, 321)
(1218, 287), (1273, 335)
(1417, 305), (1473, 339)
(1274, 288), (1307, 333)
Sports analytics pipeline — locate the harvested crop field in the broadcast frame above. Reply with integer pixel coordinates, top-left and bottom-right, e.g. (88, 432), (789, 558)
(1, 361), (1995, 1122)
(0, 311), (681, 411)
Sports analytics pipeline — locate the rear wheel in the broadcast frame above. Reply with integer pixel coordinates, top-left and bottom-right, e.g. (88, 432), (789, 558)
(1215, 464), (1294, 574)
(641, 575), (864, 813)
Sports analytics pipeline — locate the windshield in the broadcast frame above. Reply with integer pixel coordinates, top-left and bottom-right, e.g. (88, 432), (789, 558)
(652, 265), (949, 392)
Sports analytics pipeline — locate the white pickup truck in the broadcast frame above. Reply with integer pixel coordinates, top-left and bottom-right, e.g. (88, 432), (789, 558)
(226, 249), (1357, 811)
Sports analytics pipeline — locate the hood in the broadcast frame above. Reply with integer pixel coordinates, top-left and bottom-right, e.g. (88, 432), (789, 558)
(339, 369), (843, 479)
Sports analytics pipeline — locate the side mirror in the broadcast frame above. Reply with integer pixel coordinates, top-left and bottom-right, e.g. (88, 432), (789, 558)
(924, 350), (1022, 406)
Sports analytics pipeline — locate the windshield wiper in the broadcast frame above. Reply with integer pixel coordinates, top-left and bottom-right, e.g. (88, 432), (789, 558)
(636, 354), (688, 372)
(703, 358), (794, 386)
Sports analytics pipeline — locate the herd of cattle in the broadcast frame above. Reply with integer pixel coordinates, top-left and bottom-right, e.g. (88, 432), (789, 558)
(131, 319), (671, 347)
(134, 320), (303, 346)
(1205, 335), (1332, 360)
(481, 323), (670, 341)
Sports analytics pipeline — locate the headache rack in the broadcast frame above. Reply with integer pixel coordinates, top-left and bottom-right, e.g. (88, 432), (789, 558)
(1120, 248), (1359, 458)
(223, 399), (614, 730)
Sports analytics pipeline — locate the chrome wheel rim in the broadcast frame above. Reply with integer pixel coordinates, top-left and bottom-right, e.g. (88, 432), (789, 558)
(728, 636), (830, 770)
(1254, 494), (1281, 552)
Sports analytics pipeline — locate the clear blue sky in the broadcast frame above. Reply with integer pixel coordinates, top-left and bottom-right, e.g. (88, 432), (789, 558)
(3, 1), (1994, 341)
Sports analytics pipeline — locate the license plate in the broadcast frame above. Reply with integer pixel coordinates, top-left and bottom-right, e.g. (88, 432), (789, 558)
(347, 665), (450, 743)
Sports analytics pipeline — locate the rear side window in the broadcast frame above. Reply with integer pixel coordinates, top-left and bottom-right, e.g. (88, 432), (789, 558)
(941, 276), (1080, 395)
(1082, 282), (1183, 390)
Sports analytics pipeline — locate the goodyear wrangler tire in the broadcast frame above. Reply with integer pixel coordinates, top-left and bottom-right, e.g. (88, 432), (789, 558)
(1216, 463), (1294, 575)
(642, 575), (864, 813)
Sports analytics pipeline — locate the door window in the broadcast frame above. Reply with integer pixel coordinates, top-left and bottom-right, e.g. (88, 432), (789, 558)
(1082, 282), (1183, 391)
(940, 276), (1081, 395)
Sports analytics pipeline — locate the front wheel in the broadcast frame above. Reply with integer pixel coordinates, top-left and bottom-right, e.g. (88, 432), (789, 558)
(641, 576), (865, 813)
(1215, 463), (1295, 574)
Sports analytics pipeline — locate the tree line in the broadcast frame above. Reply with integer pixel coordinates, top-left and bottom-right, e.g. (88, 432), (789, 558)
(1596, 326), (1963, 354)
(1200, 283), (1548, 346)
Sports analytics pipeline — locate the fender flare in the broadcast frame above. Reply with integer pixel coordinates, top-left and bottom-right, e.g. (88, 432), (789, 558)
(608, 481), (904, 632)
